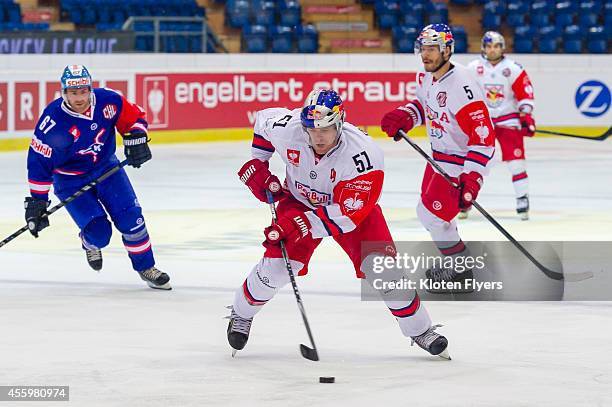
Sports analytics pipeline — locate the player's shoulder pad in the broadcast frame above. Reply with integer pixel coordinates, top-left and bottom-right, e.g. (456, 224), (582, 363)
(94, 87), (122, 103)
(341, 122), (384, 169)
(256, 107), (300, 137)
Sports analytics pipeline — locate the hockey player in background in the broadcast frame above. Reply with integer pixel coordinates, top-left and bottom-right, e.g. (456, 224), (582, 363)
(228, 89), (450, 359)
(466, 31), (535, 220)
(381, 24), (496, 290)
(24, 65), (171, 290)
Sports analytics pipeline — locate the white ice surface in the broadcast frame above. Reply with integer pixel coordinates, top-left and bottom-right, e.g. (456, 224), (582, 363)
(1, 138), (611, 407)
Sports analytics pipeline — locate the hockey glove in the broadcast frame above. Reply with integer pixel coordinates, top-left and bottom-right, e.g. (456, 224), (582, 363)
(381, 105), (418, 141)
(264, 211), (311, 245)
(458, 172), (483, 210)
(24, 197), (50, 238)
(123, 130), (152, 168)
(520, 113), (536, 137)
(238, 159), (286, 203)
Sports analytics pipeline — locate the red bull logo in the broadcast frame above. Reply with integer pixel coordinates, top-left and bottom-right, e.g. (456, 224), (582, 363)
(484, 84), (504, 108)
(429, 120), (447, 139)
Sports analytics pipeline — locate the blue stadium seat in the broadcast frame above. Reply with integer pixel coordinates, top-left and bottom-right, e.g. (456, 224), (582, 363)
(554, 11), (575, 29)
(587, 25), (606, 42)
(454, 38), (467, 52)
(483, 1), (505, 15)
(401, 13), (423, 29)
(514, 38), (534, 52)
(270, 25), (293, 53)
(580, 1), (602, 13)
(252, 1), (275, 26)
(392, 25), (418, 52)
(7, 4), (21, 23)
(578, 13), (599, 30)
(563, 24), (582, 40)
(530, 13), (550, 26)
(226, 0), (249, 28)
(279, 1), (301, 27)
(400, 0), (425, 18)
(242, 24), (268, 52)
(538, 38), (558, 53)
(506, 13), (526, 27)
(189, 35), (202, 52)
(587, 39), (607, 53)
(375, 1), (400, 29)
(482, 12), (501, 30)
(514, 24), (536, 40)
(507, 0), (529, 14)
(295, 24), (317, 53)
(539, 24), (560, 39)
(563, 39), (583, 53)
(531, 0), (554, 14)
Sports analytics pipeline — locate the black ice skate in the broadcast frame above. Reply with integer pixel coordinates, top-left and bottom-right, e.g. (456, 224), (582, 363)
(411, 324), (451, 360)
(138, 267), (172, 290)
(84, 247), (103, 271)
(425, 267), (474, 294)
(517, 194), (529, 221)
(226, 306), (253, 357)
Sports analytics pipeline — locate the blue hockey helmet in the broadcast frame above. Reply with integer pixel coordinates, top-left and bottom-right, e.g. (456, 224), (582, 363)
(414, 23), (455, 55)
(60, 65), (93, 93)
(300, 89), (345, 133)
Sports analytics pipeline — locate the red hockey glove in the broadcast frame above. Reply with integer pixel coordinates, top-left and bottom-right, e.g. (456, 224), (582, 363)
(238, 159), (286, 203)
(381, 105), (417, 141)
(458, 172), (483, 210)
(520, 113), (536, 137)
(264, 211), (311, 245)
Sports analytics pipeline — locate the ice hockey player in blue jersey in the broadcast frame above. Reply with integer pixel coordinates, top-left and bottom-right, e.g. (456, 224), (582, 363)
(24, 64), (171, 290)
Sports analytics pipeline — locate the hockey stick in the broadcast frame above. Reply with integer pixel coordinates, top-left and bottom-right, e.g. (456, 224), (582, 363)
(535, 127), (612, 141)
(265, 190), (320, 362)
(397, 130), (592, 283)
(0, 160), (129, 249)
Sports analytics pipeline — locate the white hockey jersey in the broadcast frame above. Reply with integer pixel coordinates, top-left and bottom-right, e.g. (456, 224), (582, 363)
(402, 63), (496, 178)
(251, 108), (385, 239)
(467, 56), (535, 128)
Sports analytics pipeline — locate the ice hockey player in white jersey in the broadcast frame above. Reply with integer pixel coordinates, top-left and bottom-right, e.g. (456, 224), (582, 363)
(466, 31), (535, 220)
(381, 24), (496, 292)
(228, 89), (450, 359)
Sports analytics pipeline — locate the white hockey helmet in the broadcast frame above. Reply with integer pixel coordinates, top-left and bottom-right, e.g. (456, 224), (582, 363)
(481, 31), (506, 52)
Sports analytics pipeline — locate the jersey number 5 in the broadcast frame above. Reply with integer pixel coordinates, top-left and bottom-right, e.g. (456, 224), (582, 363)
(38, 115), (57, 134)
(463, 86), (474, 100)
(352, 151), (373, 173)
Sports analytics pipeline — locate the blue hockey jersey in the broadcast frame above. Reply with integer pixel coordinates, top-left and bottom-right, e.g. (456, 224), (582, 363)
(27, 88), (148, 200)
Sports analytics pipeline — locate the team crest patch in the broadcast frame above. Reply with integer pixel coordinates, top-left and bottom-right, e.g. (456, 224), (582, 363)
(502, 68), (511, 77)
(287, 149), (300, 166)
(436, 91), (447, 107)
(484, 84), (505, 108)
(103, 104), (117, 120)
(69, 125), (81, 141)
(477, 65), (484, 75)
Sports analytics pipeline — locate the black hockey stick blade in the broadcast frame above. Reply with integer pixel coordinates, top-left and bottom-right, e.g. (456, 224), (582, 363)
(536, 126), (612, 141)
(300, 344), (319, 361)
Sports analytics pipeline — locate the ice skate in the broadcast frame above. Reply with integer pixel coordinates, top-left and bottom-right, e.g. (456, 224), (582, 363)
(84, 247), (103, 272)
(425, 267), (474, 294)
(517, 195), (529, 220)
(138, 267), (171, 290)
(411, 324), (450, 360)
(226, 306), (253, 357)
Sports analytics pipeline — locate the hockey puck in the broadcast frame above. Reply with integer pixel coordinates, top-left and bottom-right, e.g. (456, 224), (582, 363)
(319, 376), (335, 383)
